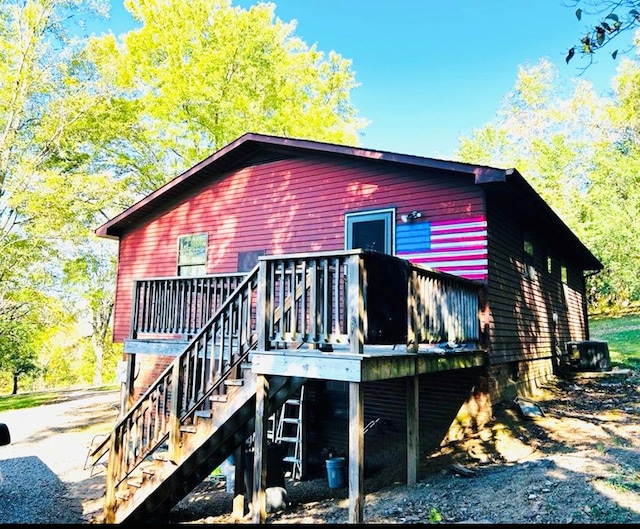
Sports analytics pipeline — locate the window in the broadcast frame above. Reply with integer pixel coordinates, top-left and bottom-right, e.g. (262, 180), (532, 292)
(238, 250), (265, 272)
(177, 233), (207, 276)
(345, 209), (394, 254)
(546, 248), (553, 274)
(560, 259), (568, 307)
(561, 261), (568, 284)
(523, 232), (535, 280)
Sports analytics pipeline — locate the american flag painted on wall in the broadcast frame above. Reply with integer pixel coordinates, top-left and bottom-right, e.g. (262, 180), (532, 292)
(395, 216), (488, 281)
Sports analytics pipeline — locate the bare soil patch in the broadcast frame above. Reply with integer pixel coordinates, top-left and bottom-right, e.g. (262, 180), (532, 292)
(163, 369), (640, 524)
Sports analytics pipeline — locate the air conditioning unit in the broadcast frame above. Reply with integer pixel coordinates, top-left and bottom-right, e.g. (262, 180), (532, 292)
(564, 340), (611, 372)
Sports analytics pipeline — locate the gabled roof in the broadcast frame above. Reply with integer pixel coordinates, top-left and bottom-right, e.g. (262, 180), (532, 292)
(95, 132), (602, 271)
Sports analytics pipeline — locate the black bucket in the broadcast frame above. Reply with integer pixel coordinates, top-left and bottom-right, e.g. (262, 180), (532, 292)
(243, 443), (286, 496)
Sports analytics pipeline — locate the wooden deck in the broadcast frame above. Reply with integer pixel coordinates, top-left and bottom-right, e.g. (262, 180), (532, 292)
(98, 250), (488, 524)
(123, 338), (486, 382)
(251, 346), (486, 382)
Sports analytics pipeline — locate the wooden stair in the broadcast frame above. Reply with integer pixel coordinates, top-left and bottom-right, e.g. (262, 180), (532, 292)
(95, 260), (328, 523)
(106, 373), (306, 524)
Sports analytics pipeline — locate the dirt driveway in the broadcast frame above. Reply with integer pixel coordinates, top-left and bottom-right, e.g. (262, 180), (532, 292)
(0, 388), (120, 523)
(168, 368), (640, 524)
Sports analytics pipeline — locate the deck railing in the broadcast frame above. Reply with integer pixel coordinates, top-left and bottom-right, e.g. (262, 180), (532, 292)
(99, 250), (484, 521)
(128, 250), (482, 351)
(102, 267), (260, 520)
(130, 273), (247, 338)
(407, 264), (481, 349)
(258, 250), (482, 352)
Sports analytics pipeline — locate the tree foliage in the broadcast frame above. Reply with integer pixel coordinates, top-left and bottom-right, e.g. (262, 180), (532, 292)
(0, 0), (120, 392)
(456, 58), (640, 313)
(565, 0), (640, 64)
(0, 0), (368, 391)
(86, 0), (369, 194)
(0, 295), (46, 394)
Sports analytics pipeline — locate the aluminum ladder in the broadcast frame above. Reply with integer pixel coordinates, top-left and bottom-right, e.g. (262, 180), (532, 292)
(274, 385), (304, 480)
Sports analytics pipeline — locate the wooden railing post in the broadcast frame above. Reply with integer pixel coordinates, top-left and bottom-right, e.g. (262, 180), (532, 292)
(130, 281), (140, 339)
(406, 269), (420, 354)
(168, 363), (183, 463)
(102, 429), (121, 523)
(256, 259), (270, 351)
(346, 254), (365, 354)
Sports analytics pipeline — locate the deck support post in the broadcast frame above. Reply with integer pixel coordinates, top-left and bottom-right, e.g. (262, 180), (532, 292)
(119, 353), (137, 417)
(348, 381), (364, 523)
(347, 255), (365, 354)
(252, 374), (269, 524)
(232, 444), (246, 520)
(406, 375), (419, 487)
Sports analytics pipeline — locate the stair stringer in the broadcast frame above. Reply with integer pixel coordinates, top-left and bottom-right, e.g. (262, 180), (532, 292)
(113, 374), (307, 524)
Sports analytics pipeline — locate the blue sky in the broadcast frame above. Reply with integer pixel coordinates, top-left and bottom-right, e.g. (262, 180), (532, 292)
(95, 0), (633, 159)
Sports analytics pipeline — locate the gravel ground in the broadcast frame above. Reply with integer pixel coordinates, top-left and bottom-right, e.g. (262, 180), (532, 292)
(0, 388), (120, 524)
(166, 369), (640, 524)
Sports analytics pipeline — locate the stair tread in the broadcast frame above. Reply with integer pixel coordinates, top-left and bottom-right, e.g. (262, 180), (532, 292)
(277, 436), (300, 443)
(109, 379), (307, 519)
(181, 425), (197, 433)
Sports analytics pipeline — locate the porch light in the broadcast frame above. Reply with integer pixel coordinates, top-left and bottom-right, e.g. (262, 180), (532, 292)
(401, 210), (422, 223)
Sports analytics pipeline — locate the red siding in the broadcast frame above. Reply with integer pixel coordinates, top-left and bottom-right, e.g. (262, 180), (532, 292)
(112, 156), (484, 341)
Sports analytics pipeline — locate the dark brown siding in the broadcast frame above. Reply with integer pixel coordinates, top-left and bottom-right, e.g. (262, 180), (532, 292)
(112, 155), (484, 341)
(485, 195), (588, 366)
(305, 369), (491, 478)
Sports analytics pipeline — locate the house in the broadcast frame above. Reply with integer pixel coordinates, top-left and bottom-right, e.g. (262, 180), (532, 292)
(93, 132), (602, 523)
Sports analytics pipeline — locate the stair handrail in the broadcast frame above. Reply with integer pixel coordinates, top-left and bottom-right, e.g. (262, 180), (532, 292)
(98, 264), (260, 498)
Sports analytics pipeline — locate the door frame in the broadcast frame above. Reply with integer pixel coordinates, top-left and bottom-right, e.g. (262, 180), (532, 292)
(344, 208), (396, 254)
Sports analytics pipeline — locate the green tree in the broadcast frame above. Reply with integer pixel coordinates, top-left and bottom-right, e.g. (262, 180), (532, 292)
(0, 0), (369, 390)
(0, 307), (41, 394)
(86, 0), (369, 193)
(63, 250), (120, 385)
(564, 0), (640, 64)
(456, 58), (640, 312)
(0, 0), (121, 389)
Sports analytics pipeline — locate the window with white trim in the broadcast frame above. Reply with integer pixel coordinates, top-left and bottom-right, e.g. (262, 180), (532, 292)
(177, 233), (207, 276)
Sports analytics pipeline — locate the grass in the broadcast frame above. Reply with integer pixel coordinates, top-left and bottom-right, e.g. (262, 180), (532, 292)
(0, 384), (119, 413)
(589, 312), (640, 371)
